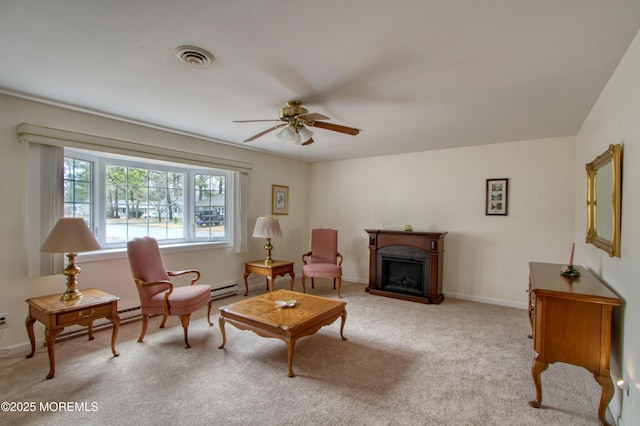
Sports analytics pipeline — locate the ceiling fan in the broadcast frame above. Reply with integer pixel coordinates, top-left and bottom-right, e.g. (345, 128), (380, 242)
(233, 100), (359, 146)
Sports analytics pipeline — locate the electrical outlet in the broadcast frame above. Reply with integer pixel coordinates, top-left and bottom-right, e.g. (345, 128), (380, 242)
(0, 312), (8, 328)
(618, 378), (633, 402)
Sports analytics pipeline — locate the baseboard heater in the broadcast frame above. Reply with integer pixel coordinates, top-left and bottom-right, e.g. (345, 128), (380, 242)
(55, 282), (238, 342)
(209, 282), (238, 300)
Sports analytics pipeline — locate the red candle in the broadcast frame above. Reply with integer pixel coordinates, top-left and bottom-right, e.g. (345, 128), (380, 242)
(569, 243), (575, 266)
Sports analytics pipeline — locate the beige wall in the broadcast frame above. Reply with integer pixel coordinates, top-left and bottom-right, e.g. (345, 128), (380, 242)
(0, 93), (310, 349)
(575, 29), (640, 424)
(309, 137), (576, 306)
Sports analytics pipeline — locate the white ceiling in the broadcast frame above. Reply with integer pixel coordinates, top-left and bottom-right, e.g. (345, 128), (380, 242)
(1, 1), (640, 162)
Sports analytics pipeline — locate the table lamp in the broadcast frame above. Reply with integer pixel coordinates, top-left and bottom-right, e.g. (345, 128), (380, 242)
(40, 218), (101, 301)
(252, 216), (282, 266)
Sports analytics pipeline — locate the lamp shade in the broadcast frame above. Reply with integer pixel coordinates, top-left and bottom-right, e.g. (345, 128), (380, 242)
(252, 216), (282, 239)
(40, 218), (101, 254)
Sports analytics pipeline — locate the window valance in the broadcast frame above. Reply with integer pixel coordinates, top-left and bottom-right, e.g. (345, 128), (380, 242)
(17, 123), (253, 174)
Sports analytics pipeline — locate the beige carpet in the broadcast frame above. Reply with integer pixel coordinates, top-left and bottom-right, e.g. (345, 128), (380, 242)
(0, 281), (611, 425)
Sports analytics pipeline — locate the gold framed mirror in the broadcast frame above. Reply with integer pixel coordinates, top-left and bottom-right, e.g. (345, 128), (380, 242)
(586, 144), (622, 257)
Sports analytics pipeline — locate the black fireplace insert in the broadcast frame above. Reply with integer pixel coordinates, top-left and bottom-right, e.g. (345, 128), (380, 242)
(376, 245), (430, 298)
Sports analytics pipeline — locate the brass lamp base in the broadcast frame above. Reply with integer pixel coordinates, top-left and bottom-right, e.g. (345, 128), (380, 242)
(263, 238), (274, 266)
(60, 287), (83, 301)
(60, 253), (83, 301)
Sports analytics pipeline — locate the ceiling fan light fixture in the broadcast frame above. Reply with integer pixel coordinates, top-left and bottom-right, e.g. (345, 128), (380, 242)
(298, 125), (313, 143)
(236, 100), (360, 144)
(276, 125), (297, 142)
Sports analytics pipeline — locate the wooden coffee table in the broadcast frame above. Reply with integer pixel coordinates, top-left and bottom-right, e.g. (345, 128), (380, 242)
(218, 289), (347, 377)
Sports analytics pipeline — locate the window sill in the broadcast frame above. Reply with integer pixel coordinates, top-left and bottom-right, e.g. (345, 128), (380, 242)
(77, 241), (233, 263)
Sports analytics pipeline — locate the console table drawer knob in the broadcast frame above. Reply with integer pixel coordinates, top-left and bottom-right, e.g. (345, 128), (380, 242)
(78, 309), (95, 317)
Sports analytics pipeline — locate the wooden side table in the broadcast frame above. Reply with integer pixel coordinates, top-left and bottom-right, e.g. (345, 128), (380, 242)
(243, 260), (295, 296)
(25, 288), (121, 379)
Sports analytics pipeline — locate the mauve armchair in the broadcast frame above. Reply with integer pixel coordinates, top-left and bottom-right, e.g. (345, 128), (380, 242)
(301, 228), (344, 297)
(127, 237), (212, 348)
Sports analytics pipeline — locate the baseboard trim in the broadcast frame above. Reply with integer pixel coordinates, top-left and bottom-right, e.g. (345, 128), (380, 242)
(609, 396), (622, 426)
(443, 292), (528, 310)
(0, 340), (40, 358)
(342, 278), (527, 309)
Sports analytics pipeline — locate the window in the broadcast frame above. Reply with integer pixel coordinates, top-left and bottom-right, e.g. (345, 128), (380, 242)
(22, 123), (251, 277)
(65, 149), (233, 248)
(194, 173), (226, 239)
(64, 156), (94, 230)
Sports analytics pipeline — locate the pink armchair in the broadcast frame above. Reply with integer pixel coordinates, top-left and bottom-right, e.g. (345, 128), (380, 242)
(127, 237), (212, 348)
(301, 228), (344, 297)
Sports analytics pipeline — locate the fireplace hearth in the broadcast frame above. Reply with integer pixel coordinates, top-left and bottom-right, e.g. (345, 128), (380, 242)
(366, 230), (446, 304)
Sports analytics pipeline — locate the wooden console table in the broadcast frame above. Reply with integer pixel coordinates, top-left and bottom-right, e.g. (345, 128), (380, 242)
(25, 288), (120, 379)
(243, 260), (295, 296)
(527, 262), (621, 425)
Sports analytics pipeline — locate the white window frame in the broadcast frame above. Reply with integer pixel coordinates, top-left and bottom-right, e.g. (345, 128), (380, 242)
(66, 148), (234, 249)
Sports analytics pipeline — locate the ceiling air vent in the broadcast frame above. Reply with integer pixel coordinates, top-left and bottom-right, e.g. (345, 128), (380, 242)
(174, 45), (214, 67)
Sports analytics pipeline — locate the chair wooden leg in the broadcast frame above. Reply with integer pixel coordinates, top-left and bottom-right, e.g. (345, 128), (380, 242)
(138, 314), (149, 343)
(160, 313), (168, 329)
(336, 277), (343, 298)
(333, 278), (336, 290)
(179, 314), (192, 348)
(301, 276), (307, 293)
(311, 278), (315, 289)
(206, 301), (213, 326)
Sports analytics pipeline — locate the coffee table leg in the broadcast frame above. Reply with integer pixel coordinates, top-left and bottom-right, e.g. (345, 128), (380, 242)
(339, 310), (348, 341)
(286, 338), (297, 377)
(218, 316), (227, 349)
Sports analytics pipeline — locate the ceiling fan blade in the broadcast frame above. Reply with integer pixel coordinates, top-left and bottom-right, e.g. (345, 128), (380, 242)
(308, 120), (360, 136)
(298, 112), (329, 122)
(243, 123), (286, 142)
(301, 137), (314, 146)
(233, 119), (280, 123)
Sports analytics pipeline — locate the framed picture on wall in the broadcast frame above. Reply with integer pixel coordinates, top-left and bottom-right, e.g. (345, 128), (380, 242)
(486, 178), (509, 216)
(272, 184), (289, 215)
